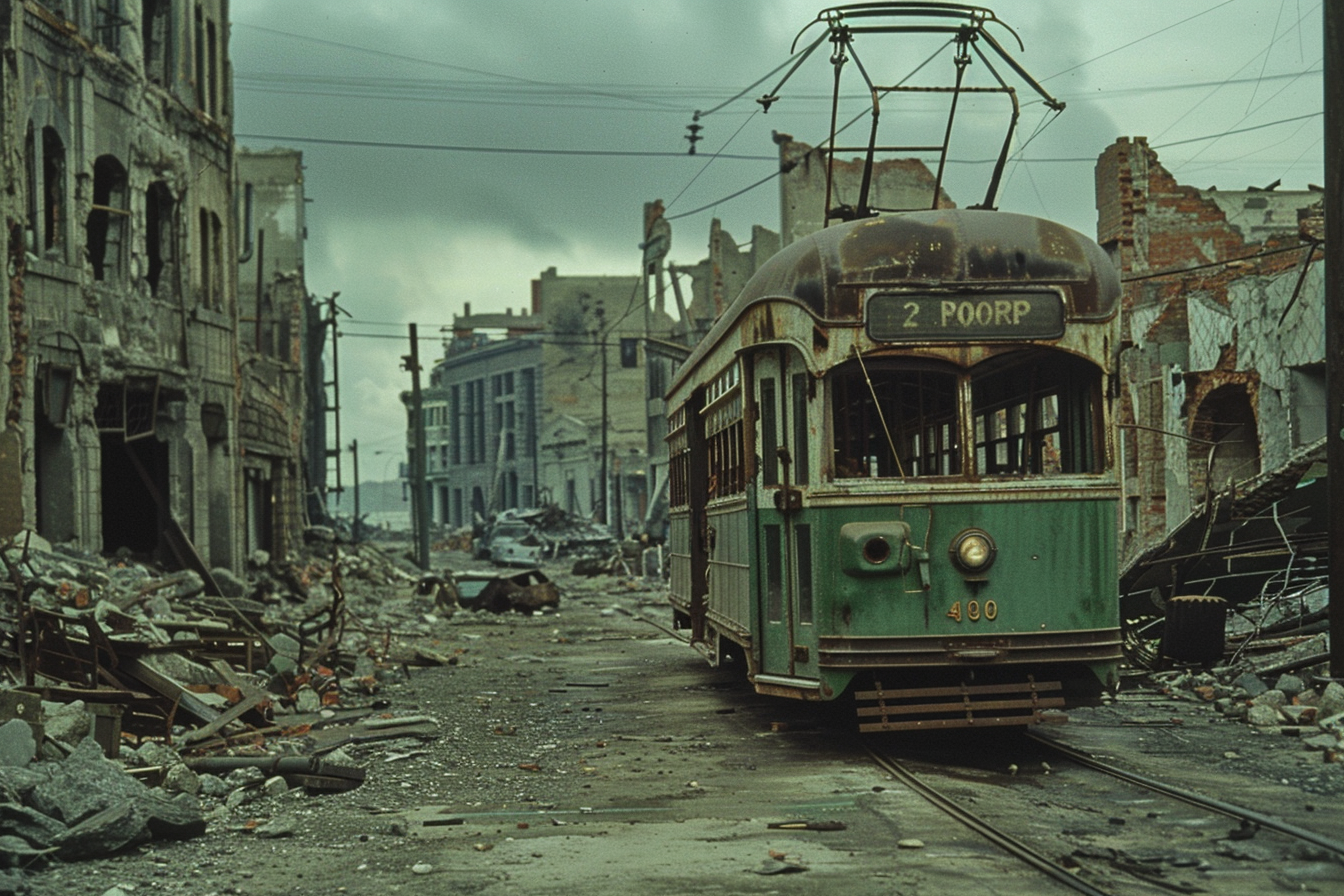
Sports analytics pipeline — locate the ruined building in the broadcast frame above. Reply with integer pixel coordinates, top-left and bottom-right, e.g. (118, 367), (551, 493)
(1, 2), (244, 573)
(1096, 137), (1326, 594)
(236, 148), (310, 562)
(418, 307), (544, 530)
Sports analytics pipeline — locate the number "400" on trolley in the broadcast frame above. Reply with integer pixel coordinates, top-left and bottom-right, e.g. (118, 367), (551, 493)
(946, 600), (998, 623)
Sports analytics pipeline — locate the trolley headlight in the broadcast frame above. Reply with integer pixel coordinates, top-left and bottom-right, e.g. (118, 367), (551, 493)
(838, 522), (912, 576)
(949, 529), (996, 577)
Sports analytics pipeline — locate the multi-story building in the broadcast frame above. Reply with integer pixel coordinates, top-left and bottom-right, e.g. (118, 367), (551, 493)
(1, 1), (242, 572)
(408, 263), (677, 538)
(236, 148), (310, 561)
(418, 309), (543, 530)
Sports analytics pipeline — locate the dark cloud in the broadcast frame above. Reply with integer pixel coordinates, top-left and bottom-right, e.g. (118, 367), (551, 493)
(228, 0), (1325, 469)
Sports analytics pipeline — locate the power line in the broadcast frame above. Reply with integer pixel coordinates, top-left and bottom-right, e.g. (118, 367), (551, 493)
(1041, 0), (1242, 81)
(234, 21), (685, 111)
(234, 133), (775, 161)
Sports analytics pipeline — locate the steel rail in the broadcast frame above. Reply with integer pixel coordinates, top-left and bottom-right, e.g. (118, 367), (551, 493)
(865, 746), (1114, 896)
(1025, 730), (1344, 858)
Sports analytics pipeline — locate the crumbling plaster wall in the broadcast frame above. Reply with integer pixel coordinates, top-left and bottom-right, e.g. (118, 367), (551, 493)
(774, 133), (955, 247)
(1096, 137), (1325, 566)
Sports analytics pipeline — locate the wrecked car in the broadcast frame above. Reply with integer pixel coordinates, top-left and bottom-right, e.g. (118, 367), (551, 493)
(456, 569), (560, 615)
(479, 521), (544, 568)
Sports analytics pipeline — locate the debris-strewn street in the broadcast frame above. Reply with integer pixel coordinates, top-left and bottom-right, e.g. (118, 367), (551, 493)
(1, 533), (1341, 895)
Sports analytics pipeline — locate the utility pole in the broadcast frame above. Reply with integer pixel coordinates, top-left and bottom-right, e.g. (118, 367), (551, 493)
(1324, 3), (1343, 679)
(350, 439), (361, 544)
(319, 292), (347, 510)
(404, 324), (431, 570)
(596, 302), (609, 526)
(581, 293), (610, 526)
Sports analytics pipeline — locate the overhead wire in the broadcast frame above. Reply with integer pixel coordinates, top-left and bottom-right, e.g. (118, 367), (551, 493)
(235, 10), (1323, 231)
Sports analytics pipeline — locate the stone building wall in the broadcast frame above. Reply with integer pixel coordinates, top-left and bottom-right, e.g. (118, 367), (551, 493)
(2, 1), (242, 573)
(1095, 137), (1325, 568)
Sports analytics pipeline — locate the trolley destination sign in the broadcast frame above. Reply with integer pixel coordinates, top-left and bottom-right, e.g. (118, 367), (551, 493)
(866, 291), (1065, 343)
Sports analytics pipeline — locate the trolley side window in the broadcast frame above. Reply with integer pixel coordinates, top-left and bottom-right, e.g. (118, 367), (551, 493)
(791, 372), (810, 483)
(830, 361), (960, 478)
(703, 364), (745, 498)
(667, 405), (689, 509)
(972, 353), (1102, 475)
(760, 378), (779, 486)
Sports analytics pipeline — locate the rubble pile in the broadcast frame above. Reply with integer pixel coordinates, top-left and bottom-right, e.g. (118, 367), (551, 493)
(1147, 631), (1344, 761)
(0, 527), (487, 886)
(483, 505), (618, 562)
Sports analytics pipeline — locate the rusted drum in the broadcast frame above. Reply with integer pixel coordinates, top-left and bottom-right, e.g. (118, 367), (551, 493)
(1161, 595), (1228, 665)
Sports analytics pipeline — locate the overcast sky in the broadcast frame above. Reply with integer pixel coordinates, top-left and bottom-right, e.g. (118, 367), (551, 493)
(227, 1), (1326, 489)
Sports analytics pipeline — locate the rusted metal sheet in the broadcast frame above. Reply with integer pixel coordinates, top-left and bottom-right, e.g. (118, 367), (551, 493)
(853, 678), (1065, 732)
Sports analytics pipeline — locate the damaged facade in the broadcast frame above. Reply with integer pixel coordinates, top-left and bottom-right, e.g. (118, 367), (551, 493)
(2, 1), (244, 573)
(235, 148), (310, 563)
(417, 307), (544, 529)
(1096, 137), (1326, 589)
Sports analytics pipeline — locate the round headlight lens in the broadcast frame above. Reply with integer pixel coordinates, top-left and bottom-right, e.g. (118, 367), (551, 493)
(950, 529), (996, 574)
(862, 536), (891, 565)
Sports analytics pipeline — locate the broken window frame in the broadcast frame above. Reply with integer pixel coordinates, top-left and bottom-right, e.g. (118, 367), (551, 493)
(829, 358), (961, 479)
(971, 351), (1103, 477)
(93, 377), (160, 441)
(702, 363), (745, 499)
(88, 155), (129, 282)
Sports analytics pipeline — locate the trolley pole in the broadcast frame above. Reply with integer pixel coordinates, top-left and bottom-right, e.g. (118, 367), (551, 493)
(404, 324), (431, 570)
(1324, 3), (1343, 680)
(350, 439), (361, 544)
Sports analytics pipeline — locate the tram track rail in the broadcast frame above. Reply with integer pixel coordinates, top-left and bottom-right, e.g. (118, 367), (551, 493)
(1024, 729), (1344, 859)
(865, 745), (1114, 896)
(867, 729), (1344, 896)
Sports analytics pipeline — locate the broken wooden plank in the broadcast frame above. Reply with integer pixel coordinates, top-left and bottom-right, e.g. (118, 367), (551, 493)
(178, 688), (270, 744)
(123, 657), (222, 726)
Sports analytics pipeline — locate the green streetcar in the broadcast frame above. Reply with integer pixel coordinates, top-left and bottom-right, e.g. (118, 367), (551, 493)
(666, 209), (1123, 731)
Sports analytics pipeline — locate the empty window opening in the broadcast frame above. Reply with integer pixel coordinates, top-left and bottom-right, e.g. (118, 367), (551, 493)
(145, 181), (175, 294)
(1189, 384), (1260, 497)
(831, 360), (960, 478)
(194, 6), (206, 111)
(100, 434), (169, 559)
(198, 208), (223, 308)
(88, 155), (128, 281)
(206, 18), (219, 116)
(95, 0), (127, 54)
(142, 0), (172, 86)
(29, 125), (67, 257)
(244, 466), (275, 556)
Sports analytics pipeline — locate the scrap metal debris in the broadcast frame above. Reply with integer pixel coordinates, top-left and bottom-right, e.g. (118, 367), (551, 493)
(0, 526), (469, 877)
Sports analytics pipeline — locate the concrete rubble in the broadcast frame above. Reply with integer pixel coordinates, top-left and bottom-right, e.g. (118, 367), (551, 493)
(0, 525), (585, 890)
(1146, 623), (1344, 762)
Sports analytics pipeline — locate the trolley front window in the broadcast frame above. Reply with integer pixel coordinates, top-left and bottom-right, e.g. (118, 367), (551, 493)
(972, 353), (1102, 475)
(831, 361), (960, 478)
(828, 352), (1103, 480)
